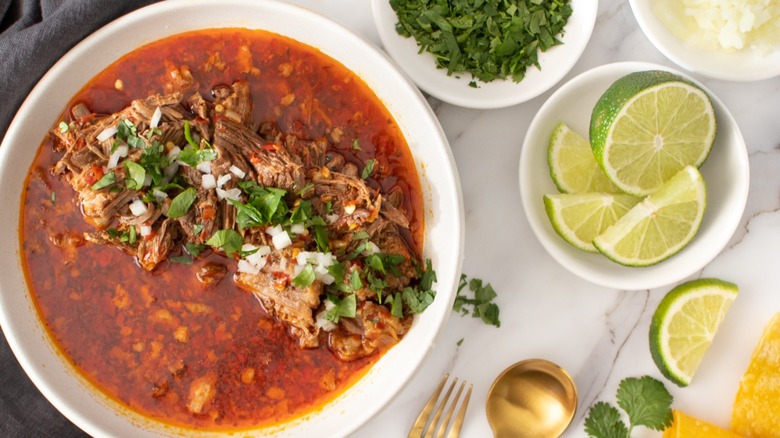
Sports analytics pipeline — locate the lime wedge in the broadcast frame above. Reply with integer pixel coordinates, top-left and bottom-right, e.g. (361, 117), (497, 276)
(590, 70), (716, 196)
(547, 122), (620, 194)
(593, 165), (706, 267)
(649, 278), (738, 387)
(544, 193), (640, 252)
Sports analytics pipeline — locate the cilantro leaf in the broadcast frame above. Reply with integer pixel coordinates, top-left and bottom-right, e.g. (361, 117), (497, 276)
(177, 144), (217, 167)
(361, 159), (376, 179)
(124, 160), (146, 190)
(453, 274), (500, 327)
(91, 171), (115, 191)
(166, 187), (197, 219)
(584, 402), (628, 438)
(616, 376), (673, 431)
(293, 264), (316, 289)
(205, 229), (243, 257)
(325, 294), (357, 323)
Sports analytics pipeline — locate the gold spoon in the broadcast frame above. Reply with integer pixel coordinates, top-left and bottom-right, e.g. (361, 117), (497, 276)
(486, 359), (578, 438)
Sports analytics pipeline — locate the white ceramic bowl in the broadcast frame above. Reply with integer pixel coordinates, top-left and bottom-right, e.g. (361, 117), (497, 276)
(371, 0), (598, 109)
(0, 1), (464, 436)
(519, 62), (749, 291)
(630, 0), (780, 81)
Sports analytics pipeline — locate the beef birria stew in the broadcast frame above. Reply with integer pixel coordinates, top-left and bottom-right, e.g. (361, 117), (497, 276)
(21, 28), (434, 430)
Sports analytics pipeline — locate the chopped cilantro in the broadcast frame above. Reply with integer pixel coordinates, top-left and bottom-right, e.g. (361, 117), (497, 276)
(293, 264), (316, 289)
(124, 160), (146, 190)
(352, 138), (362, 150)
(361, 159), (376, 179)
(584, 376), (673, 438)
(91, 171), (115, 191)
(325, 293), (357, 323)
(166, 187), (197, 219)
(170, 255), (193, 265)
(453, 273), (500, 327)
(205, 229), (243, 257)
(185, 242), (207, 258)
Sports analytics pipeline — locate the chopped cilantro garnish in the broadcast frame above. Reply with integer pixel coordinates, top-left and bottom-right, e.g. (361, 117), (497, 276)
(205, 229), (243, 257)
(166, 187), (197, 219)
(390, 0), (572, 84)
(453, 274), (500, 327)
(584, 376), (673, 438)
(91, 171), (116, 190)
(170, 255), (193, 265)
(293, 264), (316, 289)
(124, 160), (146, 190)
(185, 242), (207, 258)
(352, 138), (362, 150)
(361, 159), (376, 179)
(325, 293), (357, 323)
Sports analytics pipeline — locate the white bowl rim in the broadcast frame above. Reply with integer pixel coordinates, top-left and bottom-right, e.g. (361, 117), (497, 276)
(519, 61), (750, 290)
(0, 0), (465, 436)
(629, 0), (780, 82)
(370, 0), (599, 109)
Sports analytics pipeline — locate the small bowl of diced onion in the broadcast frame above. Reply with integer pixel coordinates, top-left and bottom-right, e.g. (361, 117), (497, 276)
(629, 0), (780, 81)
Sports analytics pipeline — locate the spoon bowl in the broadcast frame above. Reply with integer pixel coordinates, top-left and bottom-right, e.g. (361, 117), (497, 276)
(486, 359), (578, 438)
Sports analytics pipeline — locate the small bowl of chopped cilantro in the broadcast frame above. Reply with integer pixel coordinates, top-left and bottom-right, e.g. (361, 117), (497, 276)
(372, 0), (597, 108)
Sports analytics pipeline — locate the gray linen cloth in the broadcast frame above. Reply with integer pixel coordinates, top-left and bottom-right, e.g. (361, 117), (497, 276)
(0, 1), (160, 436)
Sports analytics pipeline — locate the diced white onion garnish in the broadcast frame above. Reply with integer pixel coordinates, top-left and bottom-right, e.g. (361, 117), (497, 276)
(129, 198), (148, 217)
(315, 300), (337, 331)
(295, 251), (335, 284)
(167, 146), (181, 161)
(216, 174), (232, 188)
(106, 144), (129, 169)
(229, 165), (246, 179)
(97, 125), (118, 142)
(266, 225), (284, 237)
(150, 106), (162, 129)
(344, 203), (356, 215)
(202, 174), (217, 189)
(362, 241), (380, 256)
(237, 259), (261, 275)
(143, 173), (152, 187)
(257, 246), (271, 257)
(326, 214), (339, 224)
(320, 273), (335, 285)
(272, 230), (292, 250)
(290, 223), (305, 235)
(152, 189), (168, 201)
(139, 225), (152, 237)
(163, 162), (179, 179)
(216, 187), (241, 201)
(316, 252), (335, 267)
(196, 161), (212, 174)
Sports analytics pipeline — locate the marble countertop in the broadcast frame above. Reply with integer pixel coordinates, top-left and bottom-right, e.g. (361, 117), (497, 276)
(278, 1), (780, 437)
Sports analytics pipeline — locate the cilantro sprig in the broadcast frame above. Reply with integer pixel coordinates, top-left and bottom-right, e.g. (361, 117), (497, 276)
(584, 376), (673, 438)
(453, 274), (500, 327)
(390, 0), (572, 84)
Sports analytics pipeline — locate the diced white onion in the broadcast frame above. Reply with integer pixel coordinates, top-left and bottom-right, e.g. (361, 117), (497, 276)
(315, 301), (337, 331)
(152, 189), (168, 201)
(229, 165), (246, 179)
(139, 225), (152, 237)
(107, 144), (129, 169)
(216, 173), (232, 188)
(316, 252), (335, 267)
(257, 246), (271, 257)
(143, 173), (152, 187)
(237, 259), (261, 275)
(216, 187), (241, 201)
(96, 125), (118, 142)
(266, 225), (284, 237)
(363, 241), (380, 256)
(272, 231), (292, 250)
(326, 214), (339, 224)
(196, 161), (212, 174)
(290, 223), (306, 235)
(344, 203), (356, 215)
(202, 174), (217, 189)
(167, 146), (181, 161)
(319, 273), (335, 285)
(163, 162), (179, 179)
(129, 198), (148, 217)
(150, 106), (162, 129)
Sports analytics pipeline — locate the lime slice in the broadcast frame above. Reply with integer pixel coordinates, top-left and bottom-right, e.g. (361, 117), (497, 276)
(547, 122), (621, 193)
(593, 165), (706, 266)
(544, 193), (640, 252)
(590, 70), (716, 196)
(649, 278), (738, 387)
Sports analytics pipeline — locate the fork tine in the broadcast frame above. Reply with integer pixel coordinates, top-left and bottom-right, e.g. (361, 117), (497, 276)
(423, 377), (459, 438)
(435, 380), (466, 438)
(446, 383), (472, 438)
(408, 374), (450, 438)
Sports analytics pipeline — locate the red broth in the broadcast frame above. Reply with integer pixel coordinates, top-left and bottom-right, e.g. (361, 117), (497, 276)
(21, 28), (423, 430)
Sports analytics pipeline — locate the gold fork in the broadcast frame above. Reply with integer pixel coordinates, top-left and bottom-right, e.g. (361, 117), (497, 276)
(408, 374), (473, 438)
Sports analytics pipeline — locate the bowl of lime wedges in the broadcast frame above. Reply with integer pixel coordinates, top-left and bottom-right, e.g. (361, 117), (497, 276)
(519, 62), (749, 291)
